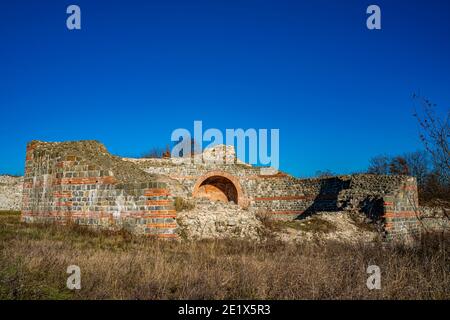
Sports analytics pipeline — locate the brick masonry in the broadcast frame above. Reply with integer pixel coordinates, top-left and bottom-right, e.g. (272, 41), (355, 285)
(22, 141), (177, 239)
(130, 155), (422, 240)
(22, 141), (422, 240)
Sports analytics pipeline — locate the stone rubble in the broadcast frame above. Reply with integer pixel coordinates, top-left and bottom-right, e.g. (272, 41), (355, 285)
(175, 198), (381, 243)
(0, 175), (23, 211)
(419, 205), (450, 232)
(274, 212), (380, 244)
(176, 198), (263, 240)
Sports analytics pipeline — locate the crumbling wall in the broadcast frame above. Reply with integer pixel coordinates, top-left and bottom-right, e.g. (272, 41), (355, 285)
(22, 140), (422, 241)
(130, 156), (422, 240)
(249, 175), (351, 218)
(420, 206), (450, 233)
(382, 177), (421, 240)
(130, 158), (351, 216)
(177, 198), (262, 240)
(22, 141), (178, 238)
(251, 174), (421, 239)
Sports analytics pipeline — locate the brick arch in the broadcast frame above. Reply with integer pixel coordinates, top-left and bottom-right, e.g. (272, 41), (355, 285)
(192, 171), (247, 207)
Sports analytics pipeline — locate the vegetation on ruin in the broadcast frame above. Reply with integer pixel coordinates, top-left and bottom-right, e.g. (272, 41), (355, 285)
(28, 140), (164, 184)
(1, 211), (448, 300)
(261, 217), (338, 234)
(141, 146), (171, 159)
(174, 197), (195, 212)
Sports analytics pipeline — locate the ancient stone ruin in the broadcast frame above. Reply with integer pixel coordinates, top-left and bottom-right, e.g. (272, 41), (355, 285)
(22, 140), (422, 240)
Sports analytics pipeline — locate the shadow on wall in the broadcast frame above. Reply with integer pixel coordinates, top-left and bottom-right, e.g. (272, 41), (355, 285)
(298, 177), (350, 219)
(298, 176), (385, 222)
(358, 197), (385, 221)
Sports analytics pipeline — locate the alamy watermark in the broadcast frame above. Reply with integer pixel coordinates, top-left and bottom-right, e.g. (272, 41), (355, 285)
(366, 5), (381, 30)
(65, 5), (380, 31)
(66, 265), (81, 290)
(366, 265), (381, 290)
(66, 5), (81, 30)
(171, 121), (279, 175)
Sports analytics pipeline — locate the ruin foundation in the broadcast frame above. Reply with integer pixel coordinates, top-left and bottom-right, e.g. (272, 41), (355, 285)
(22, 140), (421, 240)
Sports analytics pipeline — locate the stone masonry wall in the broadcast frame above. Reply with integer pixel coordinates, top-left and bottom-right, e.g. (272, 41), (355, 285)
(131, 157), (421, 239)
(382, 177), (421, 240)
(128, 158), (347, 216)
(22, 141), (177, 238)
(22, 141), (421, 241)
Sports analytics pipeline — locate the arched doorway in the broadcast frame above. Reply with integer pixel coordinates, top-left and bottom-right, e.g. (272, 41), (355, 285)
(192, 171), (246, 206)
(196, 176), (238, 203)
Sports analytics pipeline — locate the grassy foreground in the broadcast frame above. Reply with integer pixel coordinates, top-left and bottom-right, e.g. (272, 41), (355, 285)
(0, 211), (448, 299)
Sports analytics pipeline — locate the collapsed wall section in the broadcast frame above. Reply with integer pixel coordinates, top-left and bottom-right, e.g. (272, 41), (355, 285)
(22, 141), (421, 241)
(131, 156), (422, 240)
(132, 155), (422, 240)
(250, 175), (351, 218)
(22, 141), (177, 238)
(252, 174), (421, 239)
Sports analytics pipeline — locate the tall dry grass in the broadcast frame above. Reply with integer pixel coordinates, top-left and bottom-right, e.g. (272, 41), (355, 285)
(0, 211), (448, 299)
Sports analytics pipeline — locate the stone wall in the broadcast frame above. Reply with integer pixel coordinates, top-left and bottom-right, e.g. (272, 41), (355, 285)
(128, 158), (347, 216)
(22, 140), (422, 241)
(418, 206), (449, 233)
(22, 141), (178, 238)
(377, 177), (421, 240)
(247, 174), (421, 240)
(249, 175), (349, 218)
(131, 158), (421, 239)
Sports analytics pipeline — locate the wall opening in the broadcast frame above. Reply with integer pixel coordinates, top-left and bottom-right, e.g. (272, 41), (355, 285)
(192, 171), (247, 207)
(194, 176), (238, 204)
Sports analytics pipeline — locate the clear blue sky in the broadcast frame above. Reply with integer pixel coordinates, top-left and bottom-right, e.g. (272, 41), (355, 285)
(1, 0), (450, 177)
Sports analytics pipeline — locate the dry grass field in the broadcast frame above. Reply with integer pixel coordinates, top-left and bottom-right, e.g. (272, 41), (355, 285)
(0, 211), (448, 300)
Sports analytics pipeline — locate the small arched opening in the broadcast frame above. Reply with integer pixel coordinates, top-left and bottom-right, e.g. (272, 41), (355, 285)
(196, 176), (238, 203)
(192, 171), (246, 206)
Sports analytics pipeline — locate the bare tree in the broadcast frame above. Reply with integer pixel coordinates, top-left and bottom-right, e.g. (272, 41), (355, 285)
(413, 95), (450, 184)
(403, 150), (429, 186)
(142, 147), (164, 159)
(368, 153), (424, 177)
(413, 95), (450, 207)
(142, 145), (170, 159)
(172, 137), (201, 158)
(389, 156), (410, 175)
(367, 155), (391, 175)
